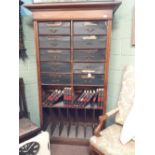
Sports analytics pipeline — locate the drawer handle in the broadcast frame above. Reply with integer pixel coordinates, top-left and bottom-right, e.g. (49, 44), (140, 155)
(81, 75), (95, 79)
(49, 29), (58, 33)
(86, 27), (95, 32)
(85, 56), (90, 60)
(50, 42), (58, 47)
(53, 55), (58, 60)
(53, 68), (58, 72)
(47, 37), (56, 40)
(46, 22), (62, 27)
(53, 79), (59, 82)
(86, 42), (93, 45)
(85, 56), (94, 60)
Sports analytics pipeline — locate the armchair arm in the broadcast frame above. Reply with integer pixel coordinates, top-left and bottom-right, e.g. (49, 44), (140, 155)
(94, 108), (119, 136)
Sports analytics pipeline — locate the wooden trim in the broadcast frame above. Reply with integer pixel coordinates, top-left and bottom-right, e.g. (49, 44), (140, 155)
(32, 10), (112, 21)
(70, 20), (74, 102)
(25, 1), (121, 12)
(103, 20), (112, 114)
(34, 21), (43, 127)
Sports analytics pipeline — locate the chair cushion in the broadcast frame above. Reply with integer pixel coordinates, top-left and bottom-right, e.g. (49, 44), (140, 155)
(120, 102), (135, 144)
(90, 124), (135, 155)
(115, 65), (135, 125)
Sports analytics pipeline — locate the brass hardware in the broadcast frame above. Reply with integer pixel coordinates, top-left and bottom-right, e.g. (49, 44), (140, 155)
(53, 55), (58, 60)
(82, 70), (95, 73)
(86, 27), (94, 32)
(82, 36), (96, 40)
(50, 42), (58, 47)
(86, 42), (93, 45)
(46, 22), (62, 27)
(47, 50), (62, 53)
(81, 75), (95, 79)
(84, 22), (97, 26)
(49, 29), (58, 33)
(47, 37), (55, 40)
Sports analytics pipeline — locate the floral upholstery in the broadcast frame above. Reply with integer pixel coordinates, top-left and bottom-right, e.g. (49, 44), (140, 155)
(90, 124), (135, 155)
(115, 65), (135, 125)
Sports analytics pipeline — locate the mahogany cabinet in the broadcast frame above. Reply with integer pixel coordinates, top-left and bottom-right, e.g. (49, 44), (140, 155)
(25, 1), (121, 139)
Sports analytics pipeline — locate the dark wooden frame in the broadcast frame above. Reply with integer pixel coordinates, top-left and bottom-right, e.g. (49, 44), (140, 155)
(25, 1), (121, 132)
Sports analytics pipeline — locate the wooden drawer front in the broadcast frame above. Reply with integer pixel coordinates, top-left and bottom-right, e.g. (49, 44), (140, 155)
(73, 63), (104, 74)
(74, 49), (105, 61)
(38, 22), (70, 35)
(40, 50), (70, 61)
(74, 74), (104, 85)
(41, 73), (71, 84)
(74, 21), (107, 35)
(74, 36), (106, 49)
(40, 63), (70, 73)
(39, 36), (70, 48)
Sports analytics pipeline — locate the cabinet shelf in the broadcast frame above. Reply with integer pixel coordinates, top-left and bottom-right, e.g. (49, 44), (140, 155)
(40, 48), (71, 50)
(73, 60), (105, 63)
(43, 102), (103, 110)
(42, 84), (71, 86)
(40, 60), (71, 63)
(39, 34), (71, 36)
(41, 72), (71, 74)
(73, 84), (104, 87)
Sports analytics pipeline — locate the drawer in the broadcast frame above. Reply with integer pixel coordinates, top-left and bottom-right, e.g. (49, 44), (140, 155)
(74, 21), (107, 35)
(74, 74), (104, 85)
(74, 35), (106, 49)
(40, 50), (70, 61)
(40, 62), (70, 73)
(39, 36), (70, 48)
(39, 22), (70, 35)
(74, 49), (105, 61)
(73, 63), (104, 74)
(41, 73), (71, 84)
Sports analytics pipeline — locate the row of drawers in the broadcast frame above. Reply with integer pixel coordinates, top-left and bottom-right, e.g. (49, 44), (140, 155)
(39, 21), (107, 35)
(41, 73), (104, 85)
(39, 36), (106, 49)
(40, 49), (105, 61)
(40, 63), (104, 74)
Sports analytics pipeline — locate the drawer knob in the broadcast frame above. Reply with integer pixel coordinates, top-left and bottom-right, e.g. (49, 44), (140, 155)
(86, 42), (93, 45)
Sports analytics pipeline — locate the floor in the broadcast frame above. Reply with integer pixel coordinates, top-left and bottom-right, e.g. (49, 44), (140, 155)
(51, 143), (97, 155)
(47, 121), (97, 155)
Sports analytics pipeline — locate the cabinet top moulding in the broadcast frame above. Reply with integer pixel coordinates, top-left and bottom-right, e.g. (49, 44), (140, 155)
(24, 1), (121, 21)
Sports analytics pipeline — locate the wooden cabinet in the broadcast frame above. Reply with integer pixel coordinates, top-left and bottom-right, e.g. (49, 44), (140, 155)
(25, 1), (121, 139)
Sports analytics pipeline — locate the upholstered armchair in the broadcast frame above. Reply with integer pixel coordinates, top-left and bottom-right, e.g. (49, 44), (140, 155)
(90, 65), (135, 155)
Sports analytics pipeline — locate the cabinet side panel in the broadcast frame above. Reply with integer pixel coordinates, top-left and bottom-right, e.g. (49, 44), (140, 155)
(33, 21), (43, 127)
(103, 20), (112, 114)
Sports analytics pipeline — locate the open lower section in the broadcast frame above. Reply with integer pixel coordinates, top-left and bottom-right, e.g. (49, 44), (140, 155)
(43, 108), (102, 139)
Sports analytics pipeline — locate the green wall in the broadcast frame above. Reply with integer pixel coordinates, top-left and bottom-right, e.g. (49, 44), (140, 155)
(19, 0), (134, 127)
(107, 0), (135, 125)
(19, 17), (40, 126)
